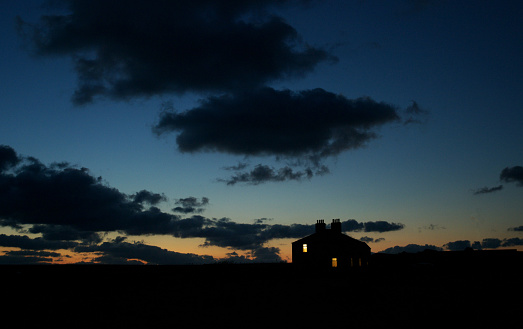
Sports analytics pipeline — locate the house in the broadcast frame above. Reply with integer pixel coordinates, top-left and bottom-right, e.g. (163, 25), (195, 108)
(292, 219), (371, 268)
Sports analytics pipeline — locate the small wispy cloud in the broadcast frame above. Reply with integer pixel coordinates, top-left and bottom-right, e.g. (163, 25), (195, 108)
(472, 185), (503, 195)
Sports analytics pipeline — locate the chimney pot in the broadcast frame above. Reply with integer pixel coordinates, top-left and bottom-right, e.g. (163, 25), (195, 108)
(331, 218), (342, 234)
(315, 219), (326, 233)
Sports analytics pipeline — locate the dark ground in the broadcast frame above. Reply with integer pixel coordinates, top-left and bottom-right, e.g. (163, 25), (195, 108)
(2, 251), (521, 327)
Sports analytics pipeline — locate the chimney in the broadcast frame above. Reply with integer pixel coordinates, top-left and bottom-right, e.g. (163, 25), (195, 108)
(315, 219), (326, 233)
(331, 219), (342, 234)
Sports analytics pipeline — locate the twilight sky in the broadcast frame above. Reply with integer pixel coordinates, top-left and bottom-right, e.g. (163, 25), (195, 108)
(1, 0), (522, 264)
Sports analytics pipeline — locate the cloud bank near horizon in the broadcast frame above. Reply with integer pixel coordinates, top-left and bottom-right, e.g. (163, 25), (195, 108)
(0, 145), (406, 264)
(2, 145), (520, 264)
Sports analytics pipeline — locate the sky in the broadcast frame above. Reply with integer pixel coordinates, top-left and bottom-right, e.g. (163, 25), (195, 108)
(0, 0), (522, 264)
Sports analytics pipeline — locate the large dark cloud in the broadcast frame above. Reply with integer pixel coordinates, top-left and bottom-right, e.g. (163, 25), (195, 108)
(500, 166), (523, 186)
(0, 152), (172, 234)
(155, 88), (399, 159)
(17, 0), (333, 104)
(155, 88), (400, 183)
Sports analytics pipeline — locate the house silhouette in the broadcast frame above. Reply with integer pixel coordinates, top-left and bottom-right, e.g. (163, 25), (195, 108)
(292, 219), (371, 268)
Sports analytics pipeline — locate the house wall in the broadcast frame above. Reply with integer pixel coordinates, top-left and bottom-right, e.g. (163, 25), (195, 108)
(292, 240), (370, 268)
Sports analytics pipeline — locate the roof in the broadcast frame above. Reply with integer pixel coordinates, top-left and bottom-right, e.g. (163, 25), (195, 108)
(292, 230), (370, 251)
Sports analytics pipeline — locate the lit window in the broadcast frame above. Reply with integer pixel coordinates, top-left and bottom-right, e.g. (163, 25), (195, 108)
(350, 258), (354, 267)
(303, 244), (307, 253)
(332, 258), (337, 268)
(359, 258), (362, 267)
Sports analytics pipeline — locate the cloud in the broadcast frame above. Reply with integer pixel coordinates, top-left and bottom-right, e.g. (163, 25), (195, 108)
(472, 185), (504, 195)
(28, 224), (103, 244)
(0, 145), (21, 171)
(17, 3), (422, 185)
(500, 166), (523, 186)
(155, 88), (399, 159)
(474, 165), (523, 196)
(0, 145), (406, 263)
(418, 224), (445, 232)
(359, 237), (386, 243)
(172, 196), (209, 214)
(443, 240), (472, 251)
(132, 190), (167, 205)
(5, 250), (61, 258)
(17, 0), (333, 104)
(363, 221), (405, 233)
(222, 162), (249, 171)
(0, 234), (78, 250)
(155, 88), (400, 183)
(254, 218), (273, 224)
(403, 100), (430, 125)
(75, 238), (215, 265)
(0, 153), (178, 234)
(261, 223), (315, 240)
(198, 217), (269, 250)
(219, 164), (328, 185)
(378, 236), (523, 256)
(261, 219), (405, 239)
(0, 253), (54, 264)
(501, 237), (523, 247)
(340, 219), (364, 232)
(380, 244), (443, 254)
(0, 148), (266, 251)
(220, 247), (282, 263)
(248, 246), (282, 263)
(443, 238), (523, 251)
(481, 238), (502, 249)
(508, 226), (523, 232)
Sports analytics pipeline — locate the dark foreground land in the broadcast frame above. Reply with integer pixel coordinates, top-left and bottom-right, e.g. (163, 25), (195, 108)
(2, 250), (522, 327)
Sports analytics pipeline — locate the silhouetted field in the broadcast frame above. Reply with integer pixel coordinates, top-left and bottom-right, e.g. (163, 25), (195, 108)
(2, 251), (521, 327)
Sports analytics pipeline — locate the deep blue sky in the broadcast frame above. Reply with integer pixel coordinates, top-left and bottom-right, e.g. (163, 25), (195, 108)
(0, 0), (522, 264)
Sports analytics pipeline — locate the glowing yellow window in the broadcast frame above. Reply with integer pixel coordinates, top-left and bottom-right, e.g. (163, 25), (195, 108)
(302, 244), (307, 253)
(332, 258), (337, 268)
(359, 258), (362, 267)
